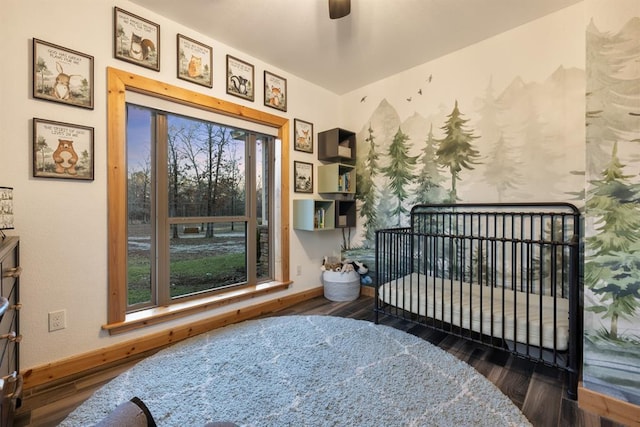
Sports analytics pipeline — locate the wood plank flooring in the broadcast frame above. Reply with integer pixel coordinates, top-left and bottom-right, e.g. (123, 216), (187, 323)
(14, 295), (626, 427)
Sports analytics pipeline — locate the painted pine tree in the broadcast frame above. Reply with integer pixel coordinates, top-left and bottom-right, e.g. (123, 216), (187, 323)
(484, 133), (521, 202)
(585, 142), (640, 340)
(476, 78), (521, 201)
(381, 127), (417, 226)
(411, 123), (447, 205)
(356, 124), (381, 247)
(376, 185), (396, 230)
(585, 18), (639, 179)
(436, 100), (481, 202)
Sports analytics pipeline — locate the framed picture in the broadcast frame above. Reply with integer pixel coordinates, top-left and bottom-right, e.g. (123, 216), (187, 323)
(33, 118), (95, 181)
(294, 119), (314, 153)
(32, 39), (94, 109)
(114, 7), (160, 71)
(177, 34), (213, 88)
(294, 161), (313, 193)
(0, 187), (14, 232)
(226, 55), (254, 101)
(264, 70), (287, 112)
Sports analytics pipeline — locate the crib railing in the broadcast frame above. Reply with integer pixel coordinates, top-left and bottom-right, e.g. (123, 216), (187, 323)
(375, 202), (581, 399)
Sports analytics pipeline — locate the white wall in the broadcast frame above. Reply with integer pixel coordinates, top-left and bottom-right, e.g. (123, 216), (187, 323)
(339, 2), (586, 246)
(0, 0), (342, 369)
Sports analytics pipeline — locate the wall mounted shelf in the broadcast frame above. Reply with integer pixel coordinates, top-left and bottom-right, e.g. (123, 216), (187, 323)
(318, 128), (356, 163)
(293, 199), (335, 231)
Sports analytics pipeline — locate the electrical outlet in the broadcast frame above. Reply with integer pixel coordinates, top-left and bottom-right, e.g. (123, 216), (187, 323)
(48, 310), (66, 332)
(296, 265), (302, 276)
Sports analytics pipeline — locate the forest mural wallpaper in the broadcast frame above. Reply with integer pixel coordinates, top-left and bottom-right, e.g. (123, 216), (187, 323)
(343, 3), (585, 250)
(341, 0), (639, 406)
(583, 2), (640, 405)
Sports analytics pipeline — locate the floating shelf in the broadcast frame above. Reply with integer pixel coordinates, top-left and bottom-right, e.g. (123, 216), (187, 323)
(335, 200), (356, 228)
(293, 199), (335, 231)
(317, 163), (355, 194)
(318, 128), (356, 163)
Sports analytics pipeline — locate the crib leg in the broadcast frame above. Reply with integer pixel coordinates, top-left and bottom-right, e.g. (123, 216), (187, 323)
(567, 370), (578, 400)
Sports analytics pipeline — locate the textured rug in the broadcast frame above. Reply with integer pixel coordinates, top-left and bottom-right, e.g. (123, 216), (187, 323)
(61, 315), (531, 426)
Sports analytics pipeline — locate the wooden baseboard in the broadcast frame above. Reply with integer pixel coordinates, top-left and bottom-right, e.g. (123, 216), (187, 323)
(21, 287), (324, 390)
(360, 285), (375, 297)
(579, 384), (640, 426)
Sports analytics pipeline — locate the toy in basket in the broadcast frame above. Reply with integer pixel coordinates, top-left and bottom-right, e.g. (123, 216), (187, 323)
(321, 257), (368, 301)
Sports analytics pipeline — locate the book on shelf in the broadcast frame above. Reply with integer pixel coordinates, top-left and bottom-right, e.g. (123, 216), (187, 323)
(315, 207), (326, 229)
(341, 172), (351, 192)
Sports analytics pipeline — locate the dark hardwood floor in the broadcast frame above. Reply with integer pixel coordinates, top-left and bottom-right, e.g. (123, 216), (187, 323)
(15, 295), (625, 427)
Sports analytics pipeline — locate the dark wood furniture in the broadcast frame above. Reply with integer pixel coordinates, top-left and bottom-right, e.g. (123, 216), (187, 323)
(1, 236), (22, 427)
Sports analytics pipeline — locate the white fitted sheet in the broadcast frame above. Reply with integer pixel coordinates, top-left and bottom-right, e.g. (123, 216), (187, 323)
(378, 273), (569, 351)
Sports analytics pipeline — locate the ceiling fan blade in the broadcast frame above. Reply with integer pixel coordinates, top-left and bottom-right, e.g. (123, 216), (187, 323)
(329, 0), (350, 19)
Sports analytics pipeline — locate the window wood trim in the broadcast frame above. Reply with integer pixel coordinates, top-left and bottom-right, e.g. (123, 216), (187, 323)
(106, 67), (290, 326)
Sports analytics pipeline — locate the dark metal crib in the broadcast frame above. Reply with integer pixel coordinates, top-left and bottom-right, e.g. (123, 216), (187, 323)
(374, 203), (582, 399)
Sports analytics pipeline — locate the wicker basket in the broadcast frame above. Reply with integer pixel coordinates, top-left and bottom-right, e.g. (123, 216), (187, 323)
(323, 270), (360, 301)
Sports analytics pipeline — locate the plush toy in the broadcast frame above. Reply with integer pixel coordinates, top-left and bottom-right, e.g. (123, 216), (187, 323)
(351, 260), (372, 285)
(321, 256), (342, 272)
(340, 261), (355, 273)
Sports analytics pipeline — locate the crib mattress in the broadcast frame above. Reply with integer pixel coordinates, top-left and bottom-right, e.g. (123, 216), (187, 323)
(378, 273), (569, 351)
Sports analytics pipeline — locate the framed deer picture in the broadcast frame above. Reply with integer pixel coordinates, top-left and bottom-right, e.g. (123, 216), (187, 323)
(32, 39), (94, 109)
(294, 119), (314, 153)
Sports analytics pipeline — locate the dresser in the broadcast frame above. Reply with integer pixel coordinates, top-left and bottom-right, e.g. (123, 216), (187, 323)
(0, 236), (21, 427)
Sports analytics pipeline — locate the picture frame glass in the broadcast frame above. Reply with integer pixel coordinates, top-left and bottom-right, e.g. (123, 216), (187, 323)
(294, 119), (314, 153)
(294, 161), (313, 193)
(226, 55), (254, 101)
(33, 119), (95, 181)
(33, 39), (94, 109)
(177, 34), (213, 88)
(264, 71), (287, 111)
(114, 7), (160, 71)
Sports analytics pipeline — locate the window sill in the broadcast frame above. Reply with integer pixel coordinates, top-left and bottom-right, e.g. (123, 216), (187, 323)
(102, 280), (291, 335)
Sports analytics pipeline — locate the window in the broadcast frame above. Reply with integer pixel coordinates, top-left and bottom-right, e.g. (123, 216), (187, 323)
(105, 68), (290, 332)
(126, 105), (274, 310)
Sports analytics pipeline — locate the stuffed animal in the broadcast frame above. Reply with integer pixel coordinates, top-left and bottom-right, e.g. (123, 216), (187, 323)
(321, 256), (342, 272)
(351, 260), (372, 285)
(340, 261), (355, 272)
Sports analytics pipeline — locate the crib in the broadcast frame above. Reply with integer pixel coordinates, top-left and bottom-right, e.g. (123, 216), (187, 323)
(374, 203), (582, 399)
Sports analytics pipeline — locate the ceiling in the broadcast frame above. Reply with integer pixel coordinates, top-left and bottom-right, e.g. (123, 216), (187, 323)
(130, 0), (582, 95)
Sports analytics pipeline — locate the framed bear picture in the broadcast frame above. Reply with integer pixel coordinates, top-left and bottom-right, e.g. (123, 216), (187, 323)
(33, 118), (95, 181)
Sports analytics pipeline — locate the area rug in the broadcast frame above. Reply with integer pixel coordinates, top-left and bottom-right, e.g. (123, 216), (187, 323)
(60, 315), (531, 426)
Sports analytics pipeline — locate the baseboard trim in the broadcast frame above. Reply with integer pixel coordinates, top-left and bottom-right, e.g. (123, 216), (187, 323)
(21, 286), (324, 390)
(360, 285), (375, 297)
(578, 384), (640, 426)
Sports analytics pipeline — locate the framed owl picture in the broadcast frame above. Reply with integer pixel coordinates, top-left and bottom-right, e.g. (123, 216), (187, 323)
(177, 34), (213, 88)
